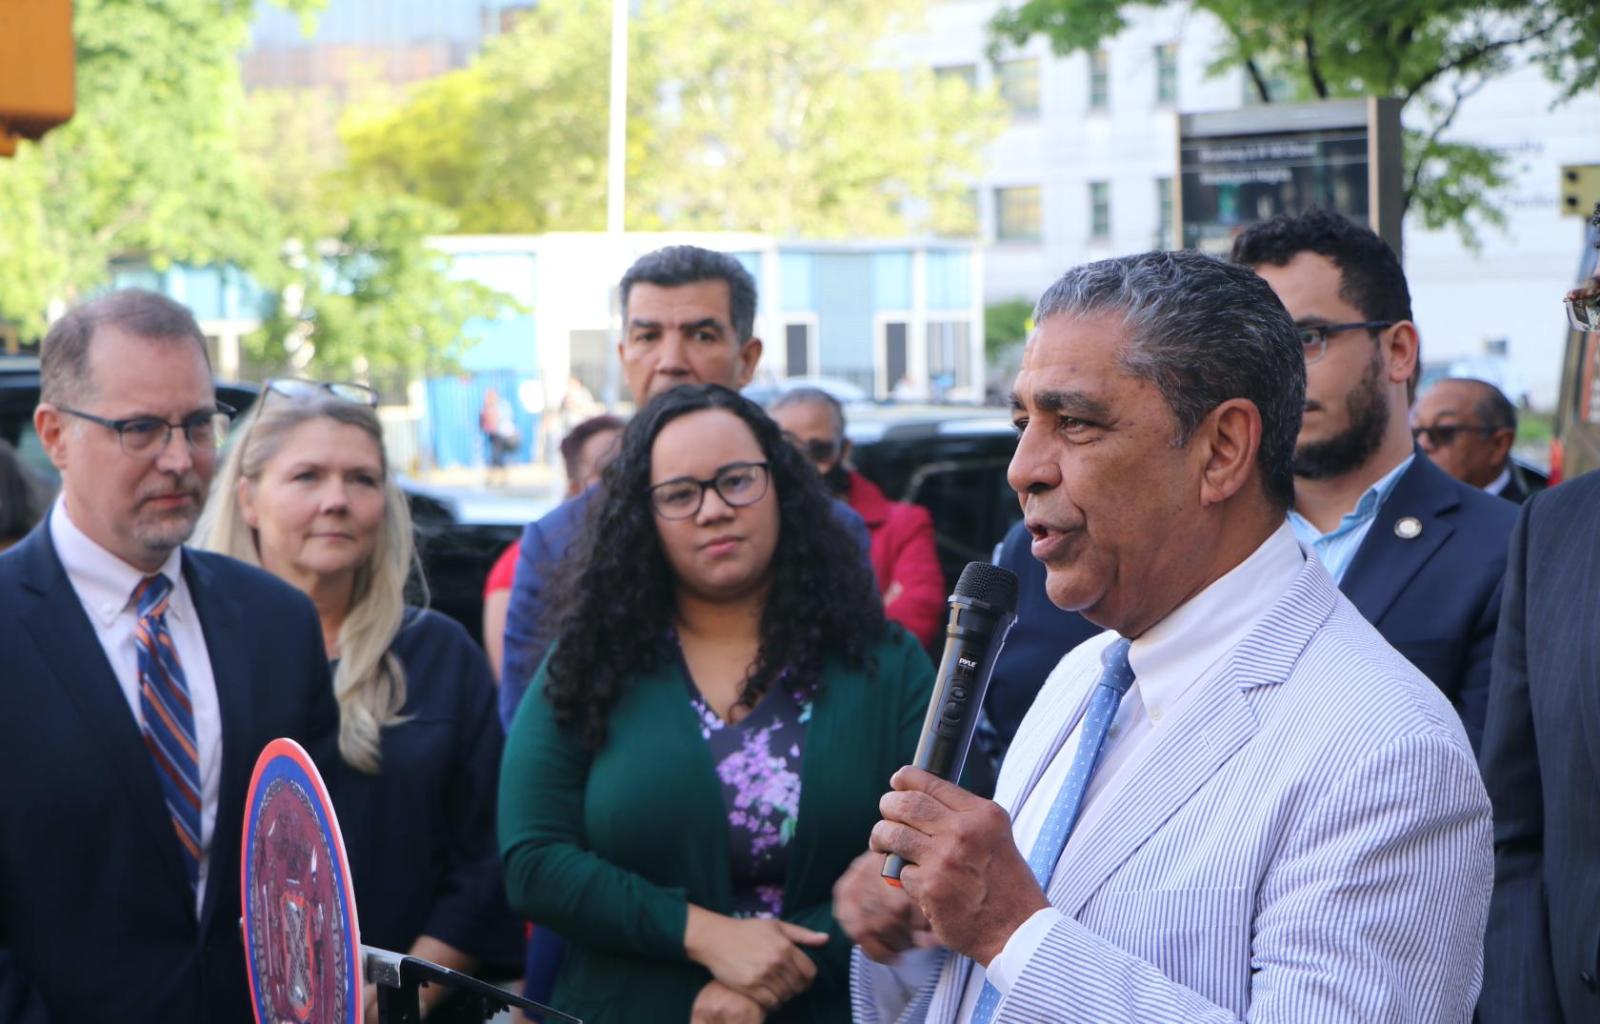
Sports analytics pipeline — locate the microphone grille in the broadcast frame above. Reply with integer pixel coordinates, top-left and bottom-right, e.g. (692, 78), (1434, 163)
(954, 561), (1019, 613)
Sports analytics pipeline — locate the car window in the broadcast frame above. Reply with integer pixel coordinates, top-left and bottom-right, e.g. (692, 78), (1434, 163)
(903, 455), (1021, 590)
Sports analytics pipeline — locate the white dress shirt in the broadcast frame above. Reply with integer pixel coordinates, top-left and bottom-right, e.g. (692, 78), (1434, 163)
(949, 521), (1305, 1020)
(1484, 466), (1511, 496)
(50, 499), (222, 915)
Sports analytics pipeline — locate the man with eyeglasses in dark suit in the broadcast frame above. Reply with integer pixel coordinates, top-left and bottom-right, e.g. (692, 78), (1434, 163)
(0, 289), (335, 1023)
(1234, 210), (1517, 752)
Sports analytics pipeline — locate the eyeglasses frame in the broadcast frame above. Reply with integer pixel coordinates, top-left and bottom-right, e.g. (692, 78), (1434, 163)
(1298, 320), (1395, 365)
(647, 460), (771, 520)
(56, 402), (239, 457)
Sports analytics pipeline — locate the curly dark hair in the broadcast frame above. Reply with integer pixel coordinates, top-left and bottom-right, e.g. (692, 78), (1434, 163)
(543, 384), (885, 750)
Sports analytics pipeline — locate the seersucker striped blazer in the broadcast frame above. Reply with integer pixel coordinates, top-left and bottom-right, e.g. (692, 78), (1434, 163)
(851, 554), (1493, 1023)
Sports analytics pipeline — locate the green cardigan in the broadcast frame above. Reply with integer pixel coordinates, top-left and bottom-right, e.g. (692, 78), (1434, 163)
(498, 626), (934, 1023)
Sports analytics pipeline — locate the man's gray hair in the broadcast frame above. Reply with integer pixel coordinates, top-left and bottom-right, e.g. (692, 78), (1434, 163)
(40, 289), (211, 406)
(1033, 251), (1304, 510)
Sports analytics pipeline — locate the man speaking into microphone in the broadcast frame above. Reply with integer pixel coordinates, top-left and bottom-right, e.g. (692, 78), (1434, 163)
(836, 251), (1492, 1022)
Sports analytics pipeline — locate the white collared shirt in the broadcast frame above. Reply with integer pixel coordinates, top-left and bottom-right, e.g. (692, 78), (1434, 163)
(50, 499), (222, 916)
(1484, 467), (1511, 496)
(953, 521), (1305, 1020)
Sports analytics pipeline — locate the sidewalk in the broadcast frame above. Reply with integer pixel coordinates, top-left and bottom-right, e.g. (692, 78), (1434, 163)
(413, 461), (563, 500)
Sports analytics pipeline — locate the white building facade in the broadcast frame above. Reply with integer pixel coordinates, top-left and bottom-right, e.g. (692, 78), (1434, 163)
(898, 0), (1600, 408)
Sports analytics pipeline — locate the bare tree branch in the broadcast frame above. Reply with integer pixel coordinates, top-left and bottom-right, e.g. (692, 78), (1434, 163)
(1401, 23), (1558, 104)
(1304, 28), (1329, 99)
(1400, 74), (1488, 218)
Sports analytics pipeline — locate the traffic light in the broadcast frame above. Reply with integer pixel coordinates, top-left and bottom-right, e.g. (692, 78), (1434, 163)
(1561, 164), (1600, 220)
(0, 0), (75, 157)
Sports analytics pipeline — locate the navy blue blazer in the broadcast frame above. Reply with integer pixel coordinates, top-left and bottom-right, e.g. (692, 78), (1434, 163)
(499, 487), (873, 729)
(1336, 451), (1517, 751)
(0, 523), (335, 1024)
(324, 608), (523, 974)
(980, 519), (1101, 756)
(1478, 470), (1600, 1022)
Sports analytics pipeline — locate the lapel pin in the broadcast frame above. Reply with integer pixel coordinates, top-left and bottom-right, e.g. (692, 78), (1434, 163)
(1394, 516), (1422, 540)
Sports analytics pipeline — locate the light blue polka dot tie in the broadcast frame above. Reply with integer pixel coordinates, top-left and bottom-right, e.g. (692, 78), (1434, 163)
(969, 638), (1135, 1024)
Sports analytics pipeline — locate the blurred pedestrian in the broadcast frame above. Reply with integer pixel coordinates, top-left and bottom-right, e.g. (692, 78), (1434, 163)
(199, 378), (522, 1021)
(1412, 377), (1543, 503)
(770, 387), (945, 647)
(0, 438), (45, 551)
(0, 289), (335, 1022)
(1234, 209), (1516, 751)
(482, 413), (623, 682)
(480, 388), (519, 487)
(499, 384), (933, 1023)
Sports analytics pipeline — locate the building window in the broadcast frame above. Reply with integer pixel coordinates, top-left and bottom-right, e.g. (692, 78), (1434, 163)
(995, 185), (1043, 242)
(934, 63), (978, 91)
(785, 322), (813, 376)
(1089, 49), (1109, 111)
(1155, 43), (1178, 105)
(1089, 181), (1111, 241)
(997, 59), (1040, 118)
(1155, 176), (1173, 248)
(881, 320), (909, 397)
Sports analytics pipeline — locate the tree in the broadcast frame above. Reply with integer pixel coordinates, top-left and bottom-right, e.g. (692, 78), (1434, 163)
(0, 0), (506, 379)
(342, 0), (1003, 238)
(0, 0), (303, 335)
(991, 0), (1600, 247)
(239, 85), (512, 378)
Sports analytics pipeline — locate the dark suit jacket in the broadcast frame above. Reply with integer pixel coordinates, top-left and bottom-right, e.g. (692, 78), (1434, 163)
(980, 519), (1101, 755)
(499, 487), (873, 729)
(0, 524), (335, 1024)
(1478, 471), (1600, 1022)
(1337, 452), (1517, 751)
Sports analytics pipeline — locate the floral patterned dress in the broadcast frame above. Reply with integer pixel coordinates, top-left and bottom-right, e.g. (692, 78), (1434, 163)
(681, 654), (813, 920)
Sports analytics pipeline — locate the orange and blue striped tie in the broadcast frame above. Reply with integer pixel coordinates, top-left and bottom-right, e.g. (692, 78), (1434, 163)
(134, 574), (201, 891)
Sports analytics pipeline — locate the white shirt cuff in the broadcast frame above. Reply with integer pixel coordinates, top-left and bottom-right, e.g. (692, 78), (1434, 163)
(982, 907), (1064, 996)
(865, 947), (944, 1023)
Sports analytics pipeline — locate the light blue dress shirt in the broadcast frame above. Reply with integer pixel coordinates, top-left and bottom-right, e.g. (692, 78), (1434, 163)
(1289, 454), (1414, 582)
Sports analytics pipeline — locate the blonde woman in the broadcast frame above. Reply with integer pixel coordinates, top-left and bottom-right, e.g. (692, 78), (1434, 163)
(199, 379), (521, 1020)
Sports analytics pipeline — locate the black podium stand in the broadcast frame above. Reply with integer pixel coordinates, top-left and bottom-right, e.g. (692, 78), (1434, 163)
(362, 946), (581, 1024)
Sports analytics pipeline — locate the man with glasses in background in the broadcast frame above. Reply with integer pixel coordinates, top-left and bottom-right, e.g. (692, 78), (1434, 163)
(1233, 210), (1516, 751)
(0, 289), (335, 1023)
(1412, 377), (1544, 504)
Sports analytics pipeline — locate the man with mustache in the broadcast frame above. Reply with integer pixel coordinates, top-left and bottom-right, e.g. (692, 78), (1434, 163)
(0, 290), (334, 1022)
(1233, 211), (1516, 751)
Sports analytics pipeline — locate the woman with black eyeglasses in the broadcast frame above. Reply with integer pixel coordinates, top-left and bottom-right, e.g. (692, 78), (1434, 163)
(197, 379), (522, 1021)
(498, 384), (934, 1023)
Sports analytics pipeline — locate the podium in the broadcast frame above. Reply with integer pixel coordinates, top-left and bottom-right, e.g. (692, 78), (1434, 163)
(243, 739), (581, 1024)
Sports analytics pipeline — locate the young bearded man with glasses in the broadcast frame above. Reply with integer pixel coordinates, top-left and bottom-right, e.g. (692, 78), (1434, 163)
(0, 289), (336, 1023)
(1233, 210), (1516, 751)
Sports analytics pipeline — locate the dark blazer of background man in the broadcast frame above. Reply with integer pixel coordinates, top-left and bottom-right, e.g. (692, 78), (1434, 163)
(1478, 470), (1600, 1021)
(1234, 211), (1516, 751)
(0, 290), (333, 1023)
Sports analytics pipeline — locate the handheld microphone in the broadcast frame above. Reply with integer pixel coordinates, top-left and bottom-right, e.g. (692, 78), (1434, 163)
(882, 561), (1018, 886)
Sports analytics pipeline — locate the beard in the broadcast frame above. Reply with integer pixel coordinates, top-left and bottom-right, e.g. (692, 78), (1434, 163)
(131, 475), (208, 556)
(1294, 348), (1390, 481)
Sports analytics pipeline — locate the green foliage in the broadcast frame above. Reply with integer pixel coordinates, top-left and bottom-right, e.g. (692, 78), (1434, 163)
(248, 195), (509, 378)
(0, 0), (504, 380)
(342, 0), (1003, 238)
(985, 299), (1035, 358)
(991, 0), (1600, 246)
